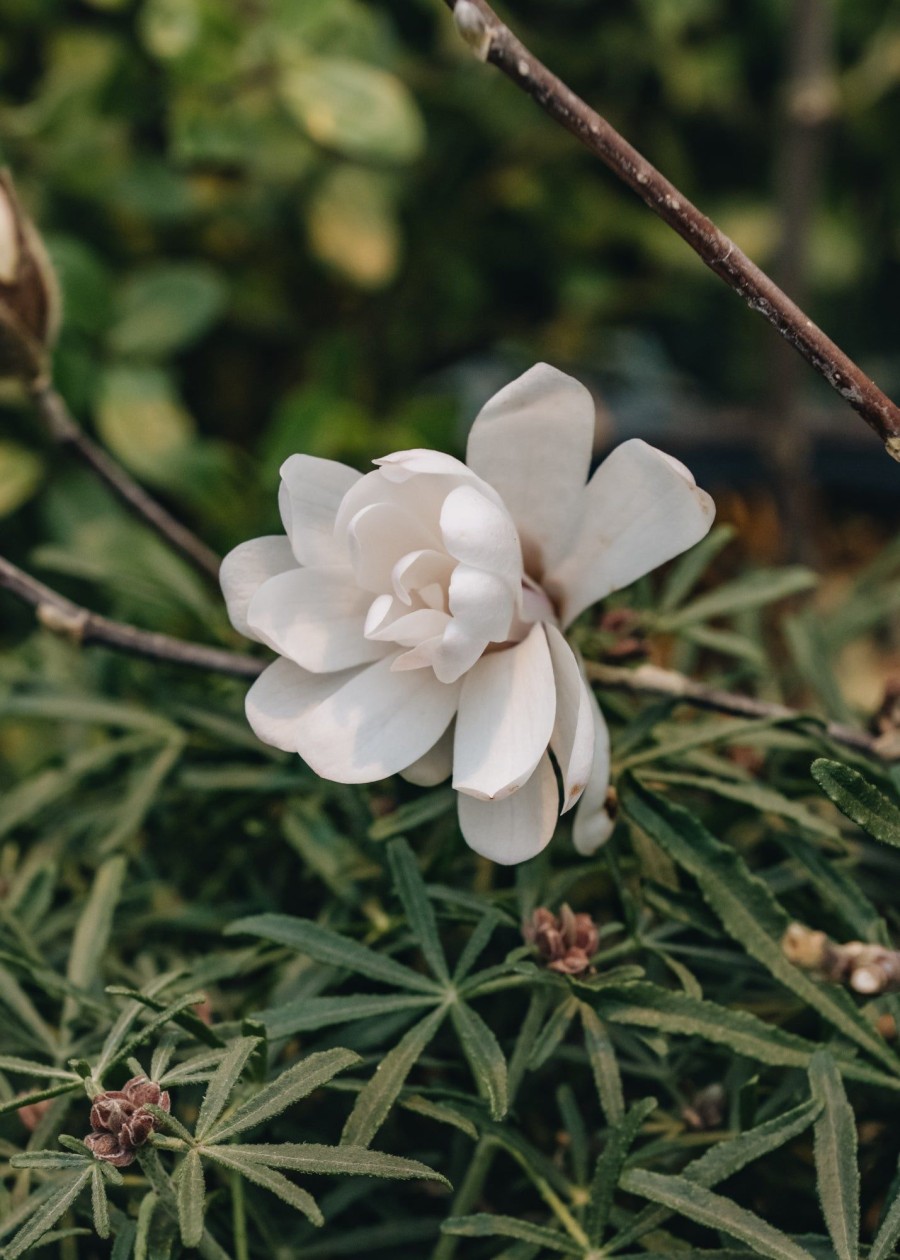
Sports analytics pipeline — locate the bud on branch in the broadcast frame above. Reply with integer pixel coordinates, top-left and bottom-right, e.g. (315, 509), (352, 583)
(0, 170), (60, 382)
(782, 922), (900, 996)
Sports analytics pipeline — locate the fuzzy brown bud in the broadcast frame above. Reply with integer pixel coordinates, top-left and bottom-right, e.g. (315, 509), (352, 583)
(83, 1075), (171, 1168)
(0, 170), (60, 381)
(524, 904), (600, 977)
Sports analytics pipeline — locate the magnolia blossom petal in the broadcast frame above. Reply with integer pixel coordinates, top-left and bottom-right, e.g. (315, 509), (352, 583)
(453, 623), (556, 800)
(395, 621), (487, 684)
(375, 448), (481, 483)
(393, 549), (455, 605)
(466, 363), (595, 577)
(448, 565), (516, 643)
(220, 536), (296, 641)
(245, 658), (358, 754)
(458, 753), (558, 864)
(367, 607), (450, 646)
(572, 690), (614, 856)
(247, 568), (387, 673)
(440, 484), (523, 589)
(401, 723), (454, 786)
(545, 624), (595, 814)
(280, 455), (359, 567)
(293, 653), (461, 783)
(550, 439), (715, 627)
(348, 502), (439, 593)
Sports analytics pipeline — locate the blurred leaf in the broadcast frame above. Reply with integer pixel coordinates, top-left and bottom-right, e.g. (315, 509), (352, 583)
(0, 442), (43, 517)
(441, 1215), (581, 1253)
(109, 264), (227, 358)
(95, 365), (194, 482)
(307, 166), (400, 289)
(656, 567), (817, 631)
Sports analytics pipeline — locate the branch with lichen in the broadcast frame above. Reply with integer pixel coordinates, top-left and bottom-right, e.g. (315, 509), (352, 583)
(782, 922), (900, 995)
(444, 0), (900, 460)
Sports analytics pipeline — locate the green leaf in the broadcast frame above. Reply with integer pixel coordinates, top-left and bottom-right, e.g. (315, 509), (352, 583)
(809, 1051), (859, 1260)
(201, 1148), (323, 1224)
(195, 1036), (261, 1140)
(341, 1005), (446, 1147)
(226, 914), (442, 995)
(177, 1150), (206, 1249)
(95, 365), (194, 483)
(0, 1056), (81, 1081)
(621, 1170), (816, 1260)
(63, 855), (126, 1028)
(528, 997), (577, 1071)
(453, 913), (503, 984)
(0, 441), (43, 517)
(3, 1166), (93, 1260)
(258, 992), (436, 1040)
(368, 789), (456, 840)
(659, 524), (736, 612)
(620, 779), (900, 1074)
(440, 1214), (582, 1254)
(91, 1165), (111, 1240)
(871, 1168), (900, 1260)
(646, 770), (841, 842)
(656, 566), (817, 630)
(215, 1142), (448, 1186)
(204, 1047), (360, 1143)
(109, 263), (227, 358)
(11, 1152), (90, 1170)
(450, 1000), (508, 1120)
(279, 56), (425, 165)
(579, 1002), (624, 1125)
(811, 759), (900, 848)
(388, 838), (449, 982)
(586, 1097), (657, 1243)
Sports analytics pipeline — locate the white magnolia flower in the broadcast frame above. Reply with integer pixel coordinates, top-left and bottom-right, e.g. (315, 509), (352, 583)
(221, 364), (715, 864)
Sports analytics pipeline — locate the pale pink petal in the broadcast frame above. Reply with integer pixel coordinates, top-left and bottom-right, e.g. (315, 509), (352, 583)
(572, 690), (613, 856)
(279, 455), (360, 567)
(293, 653), (461, 783)
(544, 625), (595, 814)
(348, 502), (440, 593)
(392, 549), (455, 605)
(393, 621), (487, 683)
(466, 363), (595, 578)
(548, 439), (715, 628)
(401, 723), (454, 786)
(458, 753), (559, 865)
(448, 565), (516, 643)
(440, 485), (523, 590)
(246, 568), (387, 673)
(374, 449), (479, 482)
(453, 623), (556, 800)
(245, 658), (359, 754)
(367, 607), (450, 646)
(219, 536), (296, 641)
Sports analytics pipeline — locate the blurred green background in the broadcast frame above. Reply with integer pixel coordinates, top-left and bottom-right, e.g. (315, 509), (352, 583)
(1, 0), (899, 591)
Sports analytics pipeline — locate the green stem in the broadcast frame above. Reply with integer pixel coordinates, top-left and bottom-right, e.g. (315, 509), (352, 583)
(432, 1137), (497, 1260)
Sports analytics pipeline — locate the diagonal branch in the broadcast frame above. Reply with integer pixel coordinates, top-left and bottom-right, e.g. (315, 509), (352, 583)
(30, 382), (222, 580)
(444, 0), (900, 460)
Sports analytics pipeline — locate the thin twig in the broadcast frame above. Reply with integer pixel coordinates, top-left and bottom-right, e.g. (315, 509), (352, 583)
(30, 382), (222, 580)
(585, 661), (899, 762)
(445, 0), (900, 460)
(0, 554), (260, 678)
(2, 555), (895, 760)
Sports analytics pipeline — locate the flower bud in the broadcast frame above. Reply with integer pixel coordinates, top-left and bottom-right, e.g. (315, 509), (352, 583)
(0, 170), (60, 381)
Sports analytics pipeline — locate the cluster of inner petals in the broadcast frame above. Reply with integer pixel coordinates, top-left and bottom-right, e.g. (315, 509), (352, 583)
(524, 904), (600, 976)
(83, 1076), (171, 1168)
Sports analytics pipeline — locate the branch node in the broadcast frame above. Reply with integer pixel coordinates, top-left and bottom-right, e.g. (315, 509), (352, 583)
(37, 601), (89, 643)
(453, 0), (495, 61)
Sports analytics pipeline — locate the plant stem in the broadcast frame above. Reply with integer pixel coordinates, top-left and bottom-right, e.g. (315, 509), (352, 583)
(30, 382), (222, 580)
(432, 1136), (496, 1260)
(444, 0), (900, 459)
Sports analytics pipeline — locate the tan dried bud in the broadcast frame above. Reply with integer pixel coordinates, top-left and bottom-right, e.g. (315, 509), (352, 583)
(0, 170), (60, 382)
(524, 904), (600, 977)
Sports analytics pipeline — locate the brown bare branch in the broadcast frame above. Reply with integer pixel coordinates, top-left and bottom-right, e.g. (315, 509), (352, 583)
(444, 0), (900, 460)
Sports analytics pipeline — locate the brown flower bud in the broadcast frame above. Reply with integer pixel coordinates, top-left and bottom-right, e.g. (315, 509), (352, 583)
(83, 1076), (171, 1168)
(84, 1129), (136, 1168)
(0, 170), (60, 381)
(524, 904), (600, 977)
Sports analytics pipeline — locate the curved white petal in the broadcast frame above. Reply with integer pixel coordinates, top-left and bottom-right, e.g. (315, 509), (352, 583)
(453, 623), (556, 800)
(245, 657), (359, 754)
(572, 690), (614, 856)
(279, 455), (360, 567)
(293, 652), (461, 783)
(219, 536), (296, 641)
(367, 607), (450, 646)
(393, 549), (454, 605)
(348, 502), (440, 593)
(246, 567), (387, 673)
(545, 625), (595, 814)
(374, 449), (479, 482)
(466, 363), (595, 577)
(549, 439), (715, 628)
(458, 753), (559, 865)
(401, 722), (454, 786)
(448, 565), (516, 643)
(440, 484), (523, 593)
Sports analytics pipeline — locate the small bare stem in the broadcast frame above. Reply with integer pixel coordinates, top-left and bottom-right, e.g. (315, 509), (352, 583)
(443, 0), (900, 459)
(30, 382), (222, 580)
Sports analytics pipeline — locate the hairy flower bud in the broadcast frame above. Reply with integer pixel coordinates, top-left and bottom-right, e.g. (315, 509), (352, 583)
(524, 904), (600, 976)
(0, 170), (60, 381)
(83, 1075), (171, 1168)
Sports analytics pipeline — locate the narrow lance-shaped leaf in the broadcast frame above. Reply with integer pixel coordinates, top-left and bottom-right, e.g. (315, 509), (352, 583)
(870, 1158), (900, 1260)
(579, 1002), (624, 1125)
(194, 1036), (261, 1140)
(586, 1097), (657, 1244)
(62, 856), (126, 1028)
(809, 1050), (859, 1260)
(226, 914), (442, 994)
(3, 1166), (94, 1260)
(202, 1149), (323, 1225)
(91, 1165), (111, 1240)
(620, 779), (900, 1075)
(259, 992), (436, 1041)
(177, 1150), (206, 1249)
(812, 759), (900, 848)
(450, 999), (508, 1120)
(215, 1142), (449, 1185)
(205, 1047), (360, 1143)
(388, 837), (449, 982)
(440, 1214), (582, 1254)
(342, 1004), (446, 1148)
